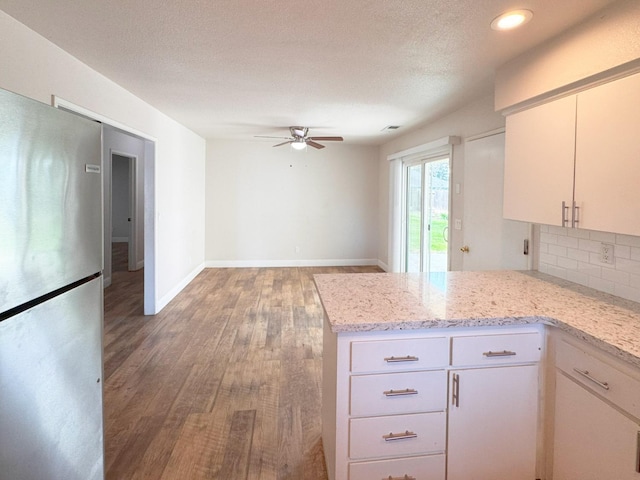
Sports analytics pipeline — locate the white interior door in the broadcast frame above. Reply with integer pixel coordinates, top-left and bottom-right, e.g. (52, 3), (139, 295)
(462, 132), (530, 271)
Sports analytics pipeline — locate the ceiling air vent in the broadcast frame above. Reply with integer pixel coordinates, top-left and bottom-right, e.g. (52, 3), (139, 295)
(382, 125), (401, 131)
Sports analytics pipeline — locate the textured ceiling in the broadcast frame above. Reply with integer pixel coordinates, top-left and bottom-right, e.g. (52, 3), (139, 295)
(0, 0), (618, 144)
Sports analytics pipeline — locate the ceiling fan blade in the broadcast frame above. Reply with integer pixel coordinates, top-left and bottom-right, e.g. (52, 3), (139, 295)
(273, 140), (293, 147)
(306, 140), (325, 149)
(308, 136), (344, 141)
(255, 135), (293, 140)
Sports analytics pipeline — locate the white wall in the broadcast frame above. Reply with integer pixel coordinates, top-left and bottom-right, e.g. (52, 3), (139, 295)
(0, 11), (206, 313)
(495, 0), (640, 111)
(206, 140), (378, 267)
(377, 93), (505, 271)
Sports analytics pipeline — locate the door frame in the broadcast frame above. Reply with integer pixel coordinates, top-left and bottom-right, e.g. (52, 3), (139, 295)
(52, 95), (158, 315)
(387, 136), (460, 273)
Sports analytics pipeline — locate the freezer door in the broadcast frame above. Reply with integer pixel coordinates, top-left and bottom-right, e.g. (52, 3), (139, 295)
(0, 88), (103, 313)
(0, 277), (104, 480)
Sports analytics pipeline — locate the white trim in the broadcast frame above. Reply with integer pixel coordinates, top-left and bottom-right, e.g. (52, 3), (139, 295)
(51, 95), (157, 141)
(388, 159), (404, 272)
(112, 237), (128, 243)
(498, 59), (640, 116)
(377, 259), (390, 272)
(204, 258), (379, 268)
(387, 136), (460, 162)
(156, 263), (205, 312)
(465, 128), (506, 142)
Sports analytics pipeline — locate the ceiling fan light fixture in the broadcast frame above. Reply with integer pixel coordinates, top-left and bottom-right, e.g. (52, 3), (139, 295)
(491, 9), (533, 31)
(291, 139), (307, 150)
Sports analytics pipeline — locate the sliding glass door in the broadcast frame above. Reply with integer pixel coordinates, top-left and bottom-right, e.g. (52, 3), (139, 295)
(404, 157), (450, 276)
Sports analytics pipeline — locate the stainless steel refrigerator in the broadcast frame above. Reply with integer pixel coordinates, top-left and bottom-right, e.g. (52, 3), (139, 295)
(0, 88), (105, 479)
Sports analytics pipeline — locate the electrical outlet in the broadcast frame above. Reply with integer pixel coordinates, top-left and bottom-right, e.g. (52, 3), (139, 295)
(600, 243), (614, 265)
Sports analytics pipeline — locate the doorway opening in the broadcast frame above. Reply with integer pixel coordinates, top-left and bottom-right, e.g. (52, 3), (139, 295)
(110, 153), (138, 273)
(404, 156), (450, 278)
(53, 96), (157, 314)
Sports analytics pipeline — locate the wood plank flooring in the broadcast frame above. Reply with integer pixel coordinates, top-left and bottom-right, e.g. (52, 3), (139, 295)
(103, 257), (382, 479)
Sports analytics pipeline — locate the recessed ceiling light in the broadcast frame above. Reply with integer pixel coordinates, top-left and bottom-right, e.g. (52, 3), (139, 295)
(491, 9), (533, 31)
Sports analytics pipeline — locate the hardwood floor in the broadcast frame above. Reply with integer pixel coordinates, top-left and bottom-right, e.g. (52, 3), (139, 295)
(103, 261), (382, 479)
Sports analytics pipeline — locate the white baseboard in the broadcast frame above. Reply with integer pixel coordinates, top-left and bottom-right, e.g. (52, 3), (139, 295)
(204, 258), (379, 268)
(156, 262), (205, 312)
(136, 260), (145, 270)
(112, 237), (128, 243)
(377, 259), (389, 272)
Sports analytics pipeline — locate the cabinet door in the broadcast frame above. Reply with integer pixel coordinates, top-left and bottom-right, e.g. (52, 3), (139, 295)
(447, 365), (538, 480)
(503, 96), (576, 226)
(575, 72), (640, 236)
(553, 372), (640, 480)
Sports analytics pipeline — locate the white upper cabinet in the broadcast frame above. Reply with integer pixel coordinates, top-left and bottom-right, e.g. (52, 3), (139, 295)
(503, 95), (576, 226)
(575, 72), (640, 236)
(504, 71), (640, 235)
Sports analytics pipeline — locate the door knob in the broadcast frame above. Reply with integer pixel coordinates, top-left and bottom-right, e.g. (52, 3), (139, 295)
(460, 246), (469, 253)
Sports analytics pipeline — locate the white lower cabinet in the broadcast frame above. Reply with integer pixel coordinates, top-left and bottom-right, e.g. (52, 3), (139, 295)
(322, 324), (542, 480)
(551, 336), (640, 479)
(447, 365), (539, 480)
(553, 373), (640, 479)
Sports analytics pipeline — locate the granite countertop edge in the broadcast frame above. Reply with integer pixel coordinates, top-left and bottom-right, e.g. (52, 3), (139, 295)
(314, 271), (640, 370)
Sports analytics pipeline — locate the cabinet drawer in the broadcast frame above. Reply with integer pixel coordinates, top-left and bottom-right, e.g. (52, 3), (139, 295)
(556, 339), (640, 419)
(349, 412), (446, 460)
(351, 337), (448, 374)
(451, 332), (541, 367)
(350, 370), (446, 417)
(349, 454), (445, 480)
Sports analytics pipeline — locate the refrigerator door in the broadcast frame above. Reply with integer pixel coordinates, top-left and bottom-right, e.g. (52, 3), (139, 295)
(0, 276), (104, 480)
(0, 88), (103, 313)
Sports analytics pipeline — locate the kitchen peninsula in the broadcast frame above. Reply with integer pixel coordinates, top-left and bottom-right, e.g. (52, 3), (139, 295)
(315, 270), (640, 480)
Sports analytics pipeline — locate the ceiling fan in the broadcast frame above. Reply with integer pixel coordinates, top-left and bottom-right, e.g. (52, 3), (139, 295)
(255, 126), (343, 150)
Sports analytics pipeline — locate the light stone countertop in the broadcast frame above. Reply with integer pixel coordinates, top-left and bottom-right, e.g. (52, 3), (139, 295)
(313, 270), (640, 369)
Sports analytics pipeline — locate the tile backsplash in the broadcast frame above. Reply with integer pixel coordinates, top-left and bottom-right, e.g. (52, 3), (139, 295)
(537, 225), (640, 303)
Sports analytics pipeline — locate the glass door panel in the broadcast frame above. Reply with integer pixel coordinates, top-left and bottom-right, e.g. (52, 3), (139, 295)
(426, 158), (449, 274)
(404, 157), (449, 277)
(406, 164), (422, 273)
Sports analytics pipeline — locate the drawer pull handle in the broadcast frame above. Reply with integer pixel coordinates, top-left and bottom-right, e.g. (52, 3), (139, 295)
(452, 373), (460, 407)
(384, 476), (416, 480)
(383, 388), (418, 397)
(383, 430), (417, 442)
(573, 368), (610, 391)
(636, 431), (640, 473)
(384, 355), (419, 363)
(483, 350), (516, 357)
